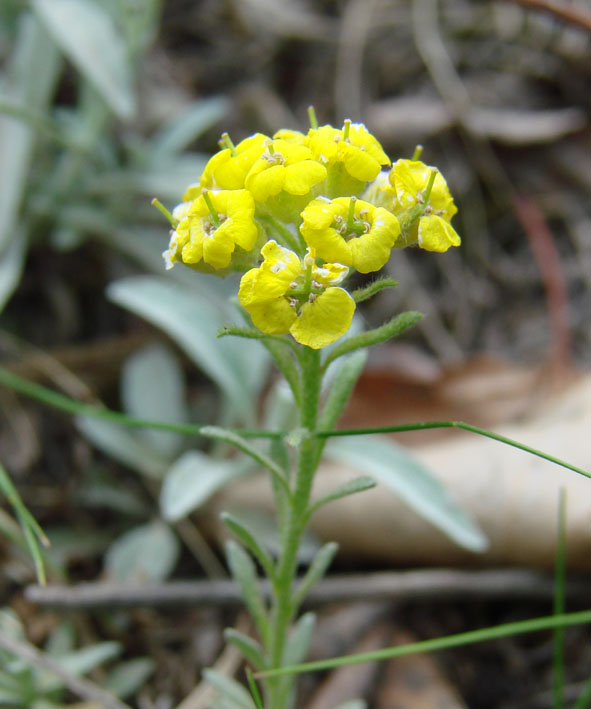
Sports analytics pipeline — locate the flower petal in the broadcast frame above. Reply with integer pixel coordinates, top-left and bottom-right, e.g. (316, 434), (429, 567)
(418, 214), (461, 252)
(247, 298), (297, 335)
(283, 160), (327, 195)
(245, 164), (286, 201)
(341, 145), (382, 182)
(290, 287), (355, 349)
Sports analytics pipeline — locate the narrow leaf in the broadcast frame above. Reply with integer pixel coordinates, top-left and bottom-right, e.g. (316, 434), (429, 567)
(0, 13), (61, 252)
(319, 350), (367, 433)
(37, 641), (121, 692)
(284, 612), (316, 667)
(161, 453), (250, 522)
(221, 513), (275, 581)
(223, 629), (265, 670)
(107, 277), (259, 423)
(121, 344), (188, 457)
(203, 669), (256, 709)
(149, 97), (229, 162)
(225, 541), (269, 643)
(307, 476), (377, 519)
(351, 278), (398, 303)
(104, 658), (155, 699)
(260, 337), (300, 406)
(326, 436), (488, 552)
(104, 520), (179, 583)
(0, 460), (48, 584)
(292, 544), (338, 610)
(245, 668), (264, 709)
(76, 417), (168, 479)
(32, 0), (135, 119)
(323, 312), (422, 369)
(0, 231), (26, 312)
(200, 426), (289, 494)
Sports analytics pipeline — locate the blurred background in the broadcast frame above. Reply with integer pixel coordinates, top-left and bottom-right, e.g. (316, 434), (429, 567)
(1, 0), (590, 706)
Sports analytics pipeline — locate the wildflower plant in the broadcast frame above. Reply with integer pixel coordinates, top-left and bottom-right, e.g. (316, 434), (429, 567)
(155, 109), (462, 707)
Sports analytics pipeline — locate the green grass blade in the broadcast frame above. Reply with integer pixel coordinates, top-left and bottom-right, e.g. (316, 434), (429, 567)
(0, 366), (280, 440)
(0, 460), (48, 584)
(572, 679), (591, 709)
(315, 421), (591, 480)
(256, 610), (591, 679)
(553, 488), (567, 709)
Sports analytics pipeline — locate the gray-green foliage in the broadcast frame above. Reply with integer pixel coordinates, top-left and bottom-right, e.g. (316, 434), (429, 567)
(326, 435), (488, 552)
(0, 0), (228, 311)
(0, 608), (152, 708)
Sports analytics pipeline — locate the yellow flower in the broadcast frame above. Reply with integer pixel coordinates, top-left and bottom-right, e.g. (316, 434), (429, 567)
(362, 170), (396, 210)
(300, 197), (400, 274)
(238, 240), (354, 349)
(272, 128), (307, 144)
(163, 189), (258, 270)
(184, 134), (269, 196)
(244, 139), (327, 202)
(388, 159), (460, 252)
(307, 121), (390, 184)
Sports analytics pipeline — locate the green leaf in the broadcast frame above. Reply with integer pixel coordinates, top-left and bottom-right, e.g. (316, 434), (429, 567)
(221, 512), (275, 580)
(223, 629), (265, 670)
(76, 416), (169, 479)
(149, 97), (229, 163)
(37, 641), (121, 692)
(0, 13), (61, 252)
(351, 278), (398, 303)
(245, 668), (264, 709)
(104, 657), (155, 699)
(319, 350), (367, 433)
(32, 0), (135, 119)
(203, 669), (256, 709)
(323, 311), (423, 369)
(225, 541), (268, 643)
(259, 337), (301, 406)
(104, 520), (180, 583)
(107, 277), (263, 424)
(121, 344), (188, 458)
(0, 230), (25, 311)
(161, 452), (250, 522)
(223, 508), (320, 564)
(326, 437), (489, 552)
(85, 154), (209, 201)
(0, 459), (48, 584)
(306, 476), (377, 519)
(284, 612), (316, 667)
(336, 701), (367, 709)
(200, 426), (289, 494)
(292, 543), (338, 610)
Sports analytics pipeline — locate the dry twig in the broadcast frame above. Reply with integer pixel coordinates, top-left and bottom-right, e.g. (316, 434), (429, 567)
(499, 0), (591, 32)
(24, 568), (587, 609)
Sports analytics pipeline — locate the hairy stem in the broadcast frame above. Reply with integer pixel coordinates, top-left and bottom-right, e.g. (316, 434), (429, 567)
(265, 346), (321, 708)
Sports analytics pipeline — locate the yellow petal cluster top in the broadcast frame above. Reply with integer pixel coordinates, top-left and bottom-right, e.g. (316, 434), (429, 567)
(238, 241), (354, 349)
(192, 133), (268, 193)
(389, 159), (460, 252)
(161, 118), (462, 348)
(307, 122), (390, 182)
(164, 189), (258, 270)
(301, 197), (400, 273)
(244, 139), (327, 202)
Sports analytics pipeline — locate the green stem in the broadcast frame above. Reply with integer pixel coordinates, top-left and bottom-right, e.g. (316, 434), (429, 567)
(260, 213), (304, 254)
(266, 346), (321, 708)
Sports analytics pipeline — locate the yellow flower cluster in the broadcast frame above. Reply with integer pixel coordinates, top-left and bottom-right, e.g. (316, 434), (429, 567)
(162, 118), (461, 348)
